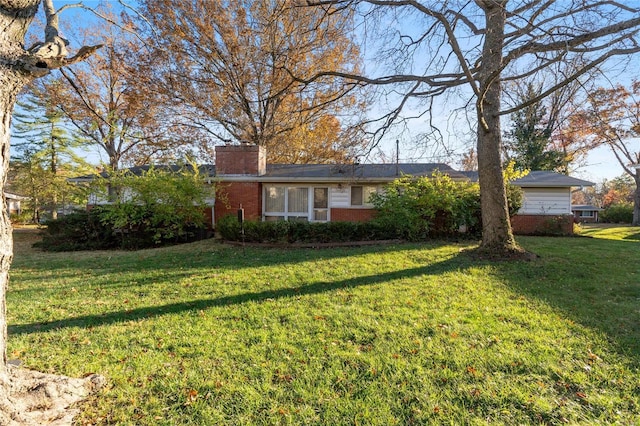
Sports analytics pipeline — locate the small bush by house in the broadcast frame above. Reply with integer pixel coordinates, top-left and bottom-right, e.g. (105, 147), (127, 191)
(36, 166), (212, 251)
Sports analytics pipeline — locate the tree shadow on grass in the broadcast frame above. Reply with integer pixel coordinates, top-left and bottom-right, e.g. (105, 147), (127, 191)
(494, 237), (640, 366)
(623, 232), (640, 241)
(13, 239), (440, 278)
(9, 254), (468, 336)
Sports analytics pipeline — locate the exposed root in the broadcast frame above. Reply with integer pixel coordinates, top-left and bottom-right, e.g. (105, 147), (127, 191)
(463, 244), (538, 261)
(0, 366), (104, 426)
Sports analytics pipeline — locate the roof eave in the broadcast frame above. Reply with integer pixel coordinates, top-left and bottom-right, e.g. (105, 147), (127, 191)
(217, 175), (470, 183)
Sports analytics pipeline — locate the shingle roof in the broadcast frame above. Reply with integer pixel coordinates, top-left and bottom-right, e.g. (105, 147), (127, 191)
(68, 164), (217, 182)
(69, 163), (594, 188)
(571, 205), (603, 211)
(459, 170), (594, 187)
(510, 171), (594, 187)
(263, 163), (464, 180)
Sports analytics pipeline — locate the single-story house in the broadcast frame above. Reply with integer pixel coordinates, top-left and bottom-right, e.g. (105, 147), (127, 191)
(70, 144), (595, 235)
(571, 205), (603, 223)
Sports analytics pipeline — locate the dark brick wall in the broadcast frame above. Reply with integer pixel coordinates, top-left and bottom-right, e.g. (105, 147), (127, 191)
(215, 182), (262, 223)
(511, 214), (574, 235)
(330, 208), (377, 222)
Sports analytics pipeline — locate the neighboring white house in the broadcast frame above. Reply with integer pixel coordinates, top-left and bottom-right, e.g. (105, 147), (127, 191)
(4, 192), (27, 216)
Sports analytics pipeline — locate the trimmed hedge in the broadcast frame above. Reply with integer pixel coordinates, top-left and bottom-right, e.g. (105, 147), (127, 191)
(216, 214), (399, 244)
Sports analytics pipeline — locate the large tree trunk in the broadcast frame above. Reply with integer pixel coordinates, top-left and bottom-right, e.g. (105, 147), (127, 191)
(633, 174), (640, 226)
(475, 0), (519, 253)
(0, 1), (40, 410)
(0, 84), (21, 421)
(0, 3), (104, 424)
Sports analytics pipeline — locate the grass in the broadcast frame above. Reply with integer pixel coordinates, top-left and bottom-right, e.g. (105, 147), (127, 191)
(7, 228), (640, 425)
(578, 223), (640, 241)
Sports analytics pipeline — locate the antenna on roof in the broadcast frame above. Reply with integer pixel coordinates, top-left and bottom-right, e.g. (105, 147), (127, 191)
(396, 139), (400, 176)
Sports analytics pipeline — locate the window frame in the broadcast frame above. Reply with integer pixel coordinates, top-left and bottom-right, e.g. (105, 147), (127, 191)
(263, 185), (330, 222)
(350, 185), (378, 207)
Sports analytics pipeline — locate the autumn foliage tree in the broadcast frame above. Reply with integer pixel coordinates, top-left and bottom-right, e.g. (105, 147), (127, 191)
(574, 80), (640, 225)
(51, 16), (188, 171)
(135, 0), (368, 164)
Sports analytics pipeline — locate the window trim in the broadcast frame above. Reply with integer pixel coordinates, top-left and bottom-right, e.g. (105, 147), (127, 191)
(350, 185), (378, 207)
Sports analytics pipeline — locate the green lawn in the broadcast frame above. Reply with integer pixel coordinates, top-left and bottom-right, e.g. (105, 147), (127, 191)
(7, 228), (640, 425)
(578, 223), (640, 241)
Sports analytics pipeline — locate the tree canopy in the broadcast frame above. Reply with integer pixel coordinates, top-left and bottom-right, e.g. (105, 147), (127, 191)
(574, 80), (640, 225)
(302, 0), (640, 254)
(48, 16), (187, 170)
(135, 0), (369, 164)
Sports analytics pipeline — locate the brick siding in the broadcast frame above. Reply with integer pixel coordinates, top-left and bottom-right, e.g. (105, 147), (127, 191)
(511, 214), (574, 235)
(330, 208), (377, 222)
(215, 182), (262, 222)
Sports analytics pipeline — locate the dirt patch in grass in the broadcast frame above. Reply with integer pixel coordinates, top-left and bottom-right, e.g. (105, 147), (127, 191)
(13, 228), (43, 257)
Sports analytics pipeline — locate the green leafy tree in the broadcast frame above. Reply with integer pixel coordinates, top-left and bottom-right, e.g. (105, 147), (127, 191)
(11, 80), (93, 220)
(504, 84), (565, 172)
(94, 164), (214, 245)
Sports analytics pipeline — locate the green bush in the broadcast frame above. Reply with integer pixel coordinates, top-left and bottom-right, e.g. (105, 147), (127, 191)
(371, 174), (476, 240)
(370, 173), (523, 241)
(36, 166), (213, 251)
(541, 215), (574, 235)
(10, 211), (33, 225)
(35, 208), (118, 251)
(601, 203), (633, 224)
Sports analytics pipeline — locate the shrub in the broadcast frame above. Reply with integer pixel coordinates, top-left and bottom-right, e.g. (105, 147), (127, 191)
(601, 203), (633, 224)
(37, 165), (213, 251)
(216, 214), (399, 244)
(541, 215), (574, 235)
(370, 172), (523, 241)
(10, 211), (33, 225)
(371, 173), (479, 240)
(35, 208), (118, 251)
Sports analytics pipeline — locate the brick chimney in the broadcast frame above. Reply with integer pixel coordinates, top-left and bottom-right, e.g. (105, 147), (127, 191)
(215, 144), (266, 176)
